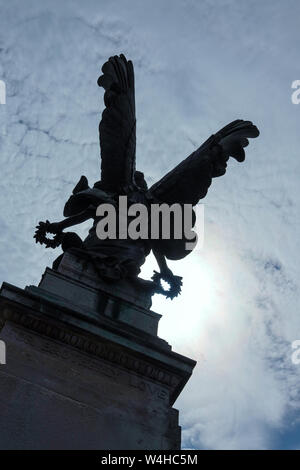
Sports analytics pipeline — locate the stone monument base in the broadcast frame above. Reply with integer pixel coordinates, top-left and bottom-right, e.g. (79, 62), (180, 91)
(0, 253), (196, 450)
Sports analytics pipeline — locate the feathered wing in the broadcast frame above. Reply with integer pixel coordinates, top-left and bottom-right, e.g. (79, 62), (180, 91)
(148, 119), (259, 205)
(97, 54), (136, 192)
(147, 119), (259, 260)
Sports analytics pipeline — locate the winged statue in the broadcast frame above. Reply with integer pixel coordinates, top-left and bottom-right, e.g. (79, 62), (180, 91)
(34, 54), (259, 299)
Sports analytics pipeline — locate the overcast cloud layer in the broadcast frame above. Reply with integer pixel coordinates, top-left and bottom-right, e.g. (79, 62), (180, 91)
(0, 0), (300, 449)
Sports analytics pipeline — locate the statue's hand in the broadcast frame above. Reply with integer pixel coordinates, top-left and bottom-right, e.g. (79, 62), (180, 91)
(160, 266), (175, 280)
(47, 221), (64, 234)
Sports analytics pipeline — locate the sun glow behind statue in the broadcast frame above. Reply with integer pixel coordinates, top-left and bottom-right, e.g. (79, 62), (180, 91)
(141, 218), (261, 378)
(140, 235), (233, 358)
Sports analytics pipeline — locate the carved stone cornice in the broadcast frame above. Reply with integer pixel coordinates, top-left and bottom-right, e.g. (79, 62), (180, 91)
(0, 281), (196, 405)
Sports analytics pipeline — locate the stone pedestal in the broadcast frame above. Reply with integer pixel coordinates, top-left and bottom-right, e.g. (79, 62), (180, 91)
(0, 253), (196, 450)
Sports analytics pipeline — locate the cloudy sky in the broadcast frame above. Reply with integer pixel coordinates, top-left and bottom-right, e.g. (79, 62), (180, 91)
(1, 0), (300, 450)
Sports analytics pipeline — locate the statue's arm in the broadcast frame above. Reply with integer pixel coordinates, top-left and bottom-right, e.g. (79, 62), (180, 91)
(152, 247), (183, 299)
(47, 205), (95, 233)
(152, 248), (172, 277)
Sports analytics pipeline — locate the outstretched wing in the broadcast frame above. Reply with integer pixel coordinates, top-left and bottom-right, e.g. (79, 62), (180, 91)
(147, 119), (259, 205)
(97, 54), (136, 192)
(148, 120), (259, 260)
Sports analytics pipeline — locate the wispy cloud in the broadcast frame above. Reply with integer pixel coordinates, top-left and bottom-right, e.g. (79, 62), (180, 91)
(0, 0), (300, 449)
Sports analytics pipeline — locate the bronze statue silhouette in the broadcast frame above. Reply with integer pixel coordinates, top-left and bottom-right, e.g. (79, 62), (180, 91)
(34, 54), (259, 299)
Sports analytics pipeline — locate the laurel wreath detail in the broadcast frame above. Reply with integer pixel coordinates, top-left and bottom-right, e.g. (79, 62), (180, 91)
(34, 220), (63, 249)
(151, 271), (182, 299)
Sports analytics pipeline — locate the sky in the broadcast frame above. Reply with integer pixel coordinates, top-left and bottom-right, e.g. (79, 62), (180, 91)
(0, 0), (300, 450)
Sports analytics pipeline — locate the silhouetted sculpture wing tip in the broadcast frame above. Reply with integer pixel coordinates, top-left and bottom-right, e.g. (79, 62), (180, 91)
(148, 118), (260, 205)
(97, 54), (136, 191)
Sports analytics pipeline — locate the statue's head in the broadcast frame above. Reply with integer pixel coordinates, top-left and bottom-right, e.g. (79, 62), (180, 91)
(134, 171), (148, 191)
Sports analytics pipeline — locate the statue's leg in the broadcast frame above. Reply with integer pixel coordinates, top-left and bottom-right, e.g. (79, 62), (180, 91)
(52, 232), (84, 270)
(61, 232), (84, 251)
(52, 254), (63, 271)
